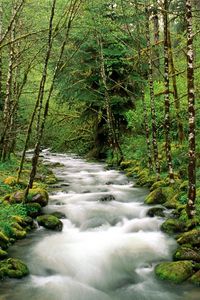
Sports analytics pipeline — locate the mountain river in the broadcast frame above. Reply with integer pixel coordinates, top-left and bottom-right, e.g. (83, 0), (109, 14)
(0, 151), (199, 300)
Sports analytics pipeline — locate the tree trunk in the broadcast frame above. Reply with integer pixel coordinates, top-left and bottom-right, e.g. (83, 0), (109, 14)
(168, 29), (184, 143)
(98, 36), (123, 165)
(186, 0), (196, 218)
(145, 3), (160, 179)
(163, 0), (174, 183)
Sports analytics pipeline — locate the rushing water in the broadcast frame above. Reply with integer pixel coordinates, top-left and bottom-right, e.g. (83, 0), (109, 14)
(0, 151), (199, 300)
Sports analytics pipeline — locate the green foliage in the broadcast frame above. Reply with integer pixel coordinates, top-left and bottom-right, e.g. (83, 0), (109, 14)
(0, 204), (27, 236)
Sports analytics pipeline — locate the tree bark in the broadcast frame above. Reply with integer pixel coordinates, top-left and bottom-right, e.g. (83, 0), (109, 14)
(168, 29), (184, 143)
(145, 3), (160, 179)
(186, 0), (196, 218)
(163, 0), (174, 183)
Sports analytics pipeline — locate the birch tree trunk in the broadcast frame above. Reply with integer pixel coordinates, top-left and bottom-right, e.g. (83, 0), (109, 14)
(163, 0), (174, 183)
(168, 28), (184, 143)
(186, 0), (196, 218)
(145, 3), (160, 179)
(17, 0), (56, 186)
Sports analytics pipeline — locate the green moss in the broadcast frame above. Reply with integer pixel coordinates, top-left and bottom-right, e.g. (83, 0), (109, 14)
(173, 246), (200, 262)
(189, 270), (200, 286)
(0, 249), (8, 259)
(155, 261), (194, 283)
(150, 180), (168, 192)
(177, 230), (200, 247)
(36, 214), (63, 231)
(145, 188), (167, 205)
(44, 174), (57, 184)
(26, 188), (49, 207)
(120, 160), (135, 170)
(24, 203), (42, 218)
(0, 258), (29, 279)
(161, 218), (186, 234)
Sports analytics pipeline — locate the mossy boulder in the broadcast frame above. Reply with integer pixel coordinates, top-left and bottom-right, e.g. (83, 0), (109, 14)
(155, 261), (194, 284)
(44, 174), (57, 185)
(120, 160), (135, 170)
(9, 191), (25, 204)
(0, 249), (8, 259)
(180, 181), (188, 192)
(177, 230), (200, 247)
(11, 215), (34, 230)
(189, 270), (200, 286)
(173, 246), (200, 262)
(24, 203), (42, 218)
(0, 258), (29, 279)
(50, 211), (66, 219)
(145, 187), (176, 207)
(10, 223), (26, 239)
(0, 231), (9, 250)
(163, 194), (180, 209)
(147, 207), (165, 218)
(150, 180), (168, 192)
(27, 188), (49, 207)
(161, 218), (187, 234)
(36, 215), (63, 231)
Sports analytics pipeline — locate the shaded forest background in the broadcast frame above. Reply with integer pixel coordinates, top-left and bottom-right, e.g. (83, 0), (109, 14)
(0, 0), (200, 218)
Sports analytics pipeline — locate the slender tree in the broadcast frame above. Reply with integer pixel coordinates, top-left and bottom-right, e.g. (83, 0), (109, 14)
(145, 2), (160, 179)
(163, 0), (174, 183)
(186, 0), (196, 218)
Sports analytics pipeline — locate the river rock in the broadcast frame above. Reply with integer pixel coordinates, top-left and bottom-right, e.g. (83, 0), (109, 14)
(0, 258), (29, 279)
(50, 211), (66, 219)
(27, 188), (49, 207)
(155, 261), (194, 284)
(24, 203), (42, 218)
(99, 195), (115, 202)
(146, 207), (165, 217)
(145, 188), (167, 205)
(0, 231), (9, 250)
(0, 249), (8, 259)
(176, 229), (200, 247)
(161, 218), (187, 234)
(189, 270), (200, 286)
(173, 246), (200, 262)
(37, 215), (63, 231)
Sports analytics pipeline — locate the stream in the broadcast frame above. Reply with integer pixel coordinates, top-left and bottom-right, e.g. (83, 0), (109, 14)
(0, 151), (199, 300)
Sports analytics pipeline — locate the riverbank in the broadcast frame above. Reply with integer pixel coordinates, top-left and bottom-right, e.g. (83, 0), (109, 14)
(119, 159), (200, 286)
(0, 154), (63, 279)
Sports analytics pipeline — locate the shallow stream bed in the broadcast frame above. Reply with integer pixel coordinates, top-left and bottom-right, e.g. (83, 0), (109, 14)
(0, 151), (199, 300)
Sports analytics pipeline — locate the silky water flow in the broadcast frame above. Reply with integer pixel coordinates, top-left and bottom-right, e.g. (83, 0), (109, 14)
(0, 151), (199, 300)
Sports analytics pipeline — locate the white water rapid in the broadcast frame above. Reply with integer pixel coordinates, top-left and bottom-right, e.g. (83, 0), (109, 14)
(0, 151), (199, 300)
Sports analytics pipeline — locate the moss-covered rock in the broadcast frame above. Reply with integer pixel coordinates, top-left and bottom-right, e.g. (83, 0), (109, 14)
(161, 218), (186, 234)
(163, 194), (180, 209)
(155, 261), (194, 283)
(150, 180), (168, 192)
(0, 258), (29, 279)
(0, 231), (9, 250)
(44, 174), (57, 184)
(0, 249), (8, 259)
(36, 215), (63, 231)
(145, 188), (167, 205)
(180, 181), (188, 192)
(11, 215), (34, 230)
(177, 230), (200, 247)
(10, 223), (26, 240)
(51, 211), (66, 219)
(189, 270), (200, 286)
(120, 160), (135, 170)
(173, 246), (200, 262)
(9, 191), (25, 204)
(145, 187), (177, 207)
(27, 188), (49, 207)
(24, 203), (42, 218)
(146, 207), (165, 217)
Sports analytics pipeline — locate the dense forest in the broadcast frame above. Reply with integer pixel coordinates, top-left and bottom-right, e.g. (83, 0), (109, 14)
(0, 0), (200, 291)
